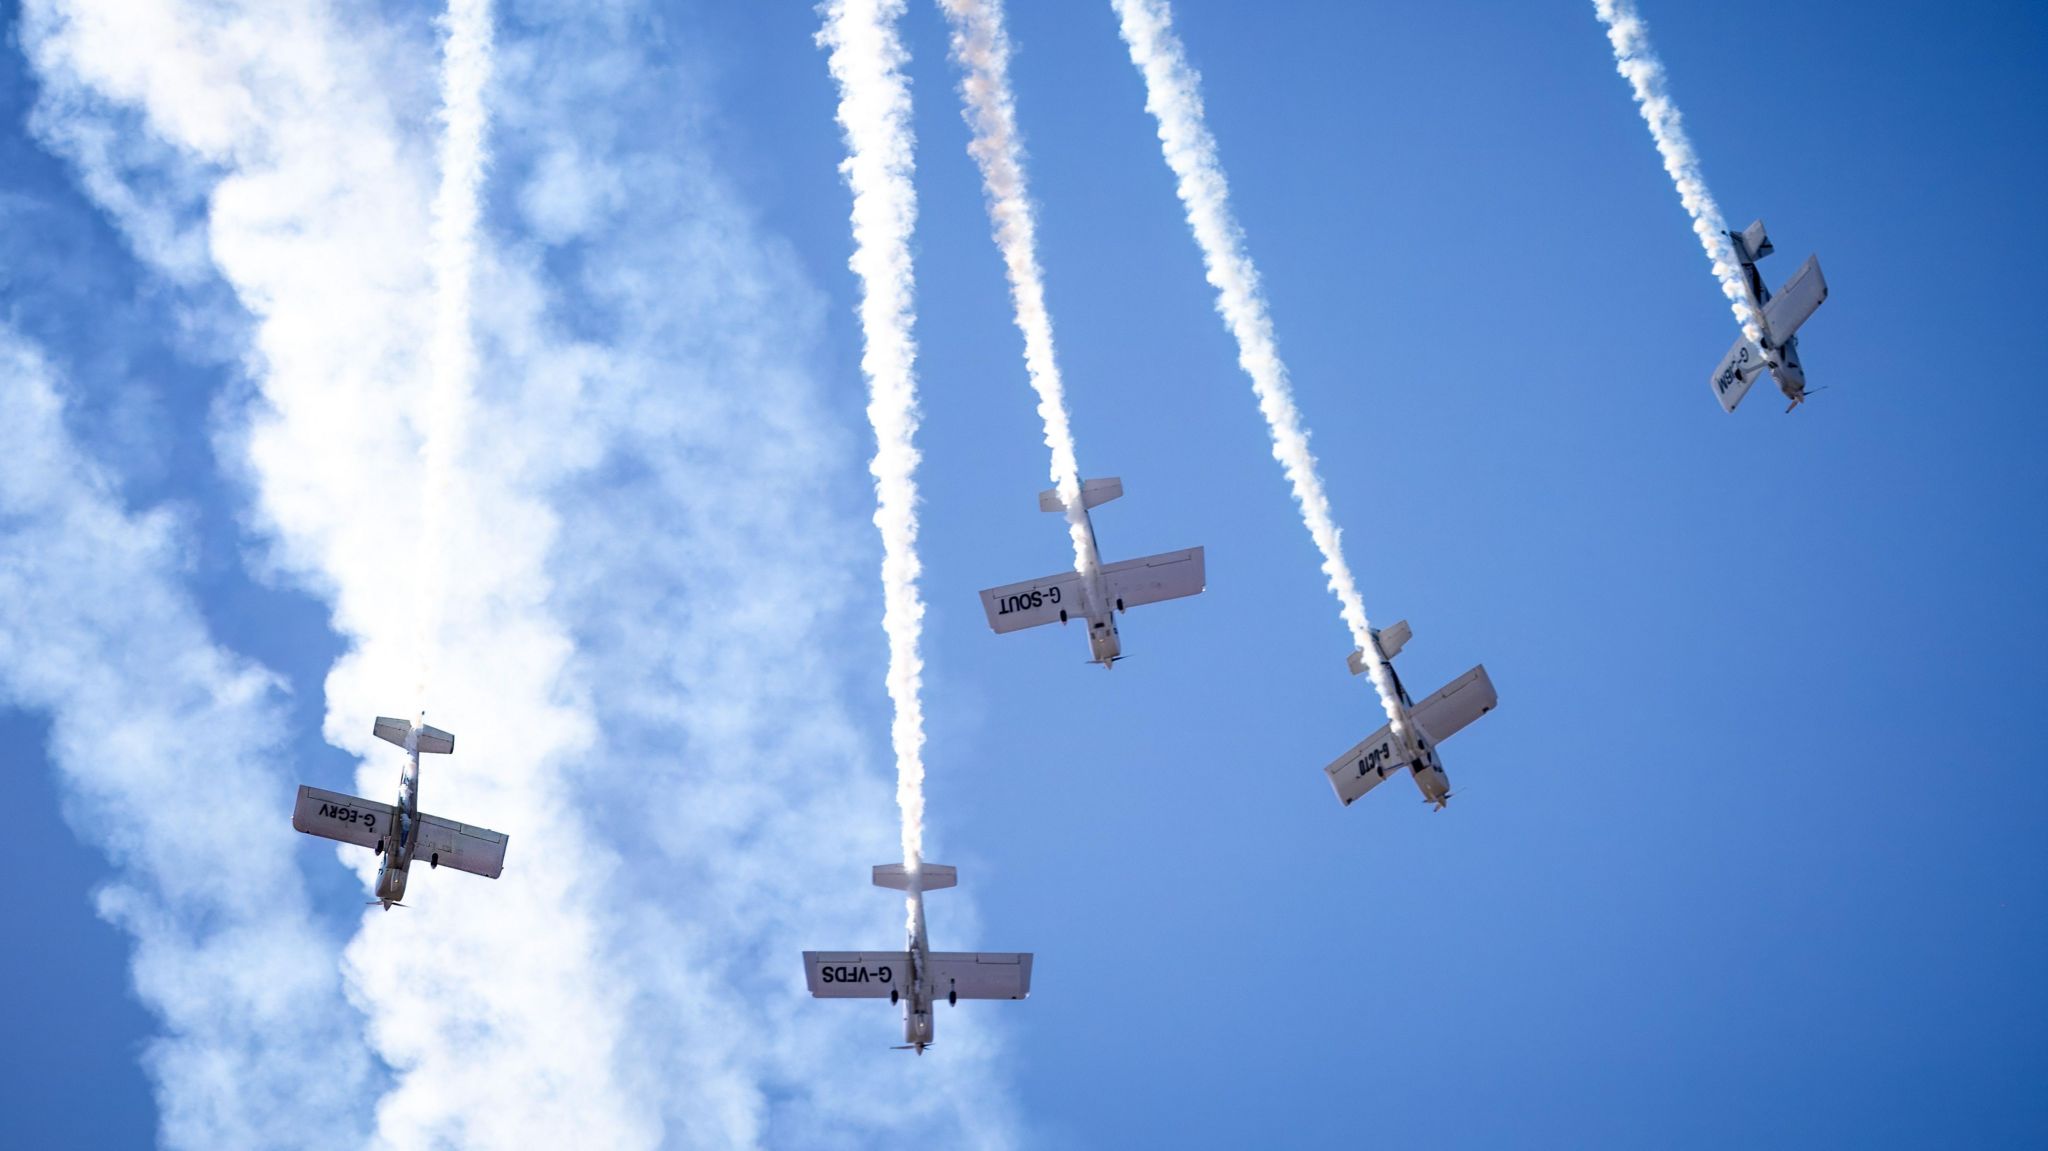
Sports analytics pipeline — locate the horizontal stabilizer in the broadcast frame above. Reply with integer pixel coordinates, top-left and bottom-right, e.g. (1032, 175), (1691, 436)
(928, 952), (1033, 1000)
(1735, 219), (1773, 262)
(292, 785), (395, 850)
(1762, 254), (1827, 342)
(1349, 620), (1411, 673)
(979, 570), (1085, 634)
(804, 951), (913, 998)
(1038, 476), (1122, 513)
(1377, 620), (1411, 660)
(415, 812), (508, 878)
(874, 863), (957, 892)
(1101, 546), (1205, 611)
(373, 717), (455, 754)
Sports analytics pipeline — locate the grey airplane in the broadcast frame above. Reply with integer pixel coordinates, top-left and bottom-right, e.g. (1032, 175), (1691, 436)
(292, 714), (508, 908)
(1324, 620), (1498, 811)
(977, 477), (1205, 668)
(804, 863), (1032, 1054)
(1710, 219), (1830, 413)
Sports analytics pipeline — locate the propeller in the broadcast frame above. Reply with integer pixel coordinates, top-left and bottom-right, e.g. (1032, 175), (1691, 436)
(1785, 385), (1828, 413)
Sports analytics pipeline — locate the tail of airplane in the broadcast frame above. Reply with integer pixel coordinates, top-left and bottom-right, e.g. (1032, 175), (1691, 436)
(374, 716), (454, 754)
(1038, 476), (1122, 513)
(873, 862), (958, 892)
(1348, 620), (1412, 672)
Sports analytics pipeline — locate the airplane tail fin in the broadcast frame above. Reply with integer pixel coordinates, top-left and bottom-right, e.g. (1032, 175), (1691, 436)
(873, 863), (957, 892)
(1038, 476), (1122, 513)
(373, 716), (455, 754)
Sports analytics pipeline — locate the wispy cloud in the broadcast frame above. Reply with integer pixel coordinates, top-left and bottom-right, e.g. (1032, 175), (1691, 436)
(22, 0), (1017, 1143)
(26, 1), (647, 1143)
(0, 326), (376, 1150)
(1112, 0), (1407, 732)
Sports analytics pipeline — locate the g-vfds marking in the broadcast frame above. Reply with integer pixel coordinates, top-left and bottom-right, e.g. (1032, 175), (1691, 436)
(819, 965), (894, 985)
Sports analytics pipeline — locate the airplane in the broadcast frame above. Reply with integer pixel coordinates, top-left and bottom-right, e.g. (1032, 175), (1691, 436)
(1324, 620), (1498, 811)
(291, 714), (508, 908)
(977, 477), (1204, 668)
(1710, 219), (1830, 413)
(803, 863), (1032, 1054)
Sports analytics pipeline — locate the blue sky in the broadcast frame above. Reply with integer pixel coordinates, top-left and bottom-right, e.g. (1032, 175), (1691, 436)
(2, 0), (2043, 1147)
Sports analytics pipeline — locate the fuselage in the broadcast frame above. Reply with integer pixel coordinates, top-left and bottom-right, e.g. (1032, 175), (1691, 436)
(373, 717), (424, 907)
(1729, 231), (1808, 408)
(901, 880), (935, 1052)
(1068, 510), (1121, 669)
(1370, 634), (1452, 809)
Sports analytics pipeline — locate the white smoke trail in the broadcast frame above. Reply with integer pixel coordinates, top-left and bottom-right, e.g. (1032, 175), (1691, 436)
(1111, 0), (1406, 734)
(937, 0), (1096, 578)
(818, 0), (929, 888)
(0, 327), (376, 1150)
(417, 0), (494, 704)
(1592, 0), (1763, 341)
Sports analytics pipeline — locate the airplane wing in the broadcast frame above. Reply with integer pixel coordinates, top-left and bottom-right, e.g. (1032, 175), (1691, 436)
(292, 785), (395, 850)
(978, 569), (1087, 633)
(1324, 725), (1408, 807)
(1100, 546), (1205, 611)
(927, 952), (1034, 1000)
(804, 951), (914, 998)
(1710, 335), (1766, 413)
(1762, 254), (1827, 342)
(414, 811), (509, 879)
(1410, 664), (1498, 744)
